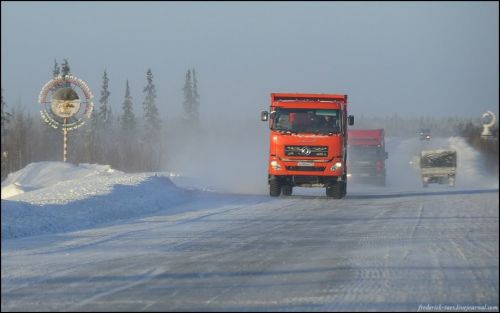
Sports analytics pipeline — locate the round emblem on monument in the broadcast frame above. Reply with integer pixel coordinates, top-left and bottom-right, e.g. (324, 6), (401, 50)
(38, 75), (93, 130)
(51, 88), (81, 118)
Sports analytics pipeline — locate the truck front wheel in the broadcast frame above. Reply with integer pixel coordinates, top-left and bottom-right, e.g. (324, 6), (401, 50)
(282, 185), (293, 196)
(270, 178), (281, 197)
(326, 183), (344, 199)
(341, 181), (347, 198)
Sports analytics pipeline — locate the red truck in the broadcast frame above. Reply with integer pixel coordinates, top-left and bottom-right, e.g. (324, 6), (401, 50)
(347, 129), (388, 186)
(261, 93), (354, 198)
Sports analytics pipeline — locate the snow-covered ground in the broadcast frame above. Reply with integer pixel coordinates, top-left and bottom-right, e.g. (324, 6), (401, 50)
(1, 162), (196, 239)
(1, 136), (498, 311)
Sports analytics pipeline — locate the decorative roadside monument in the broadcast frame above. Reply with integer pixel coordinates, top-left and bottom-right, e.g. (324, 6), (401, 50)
(480, 111), (497, 140)
(38, 75), (94, 162)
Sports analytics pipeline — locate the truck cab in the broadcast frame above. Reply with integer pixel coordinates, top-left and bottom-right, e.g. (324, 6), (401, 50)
(347, 129), (388, 186)
(261, 93), (354, 198)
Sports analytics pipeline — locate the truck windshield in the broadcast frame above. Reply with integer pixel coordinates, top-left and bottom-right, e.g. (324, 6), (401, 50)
(420, 152), (457, 168)
(271, 108), (341, 134)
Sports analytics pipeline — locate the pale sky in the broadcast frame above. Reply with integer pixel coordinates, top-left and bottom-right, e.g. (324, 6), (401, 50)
(1, 1), (498, 120)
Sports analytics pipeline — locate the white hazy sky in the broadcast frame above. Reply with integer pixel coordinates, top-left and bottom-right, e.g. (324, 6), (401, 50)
(1, 1), (498, 120)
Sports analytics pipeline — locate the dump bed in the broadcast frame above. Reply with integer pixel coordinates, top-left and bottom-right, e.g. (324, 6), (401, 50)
(420, 150), (456, 168)
(348, 129), (384, 147)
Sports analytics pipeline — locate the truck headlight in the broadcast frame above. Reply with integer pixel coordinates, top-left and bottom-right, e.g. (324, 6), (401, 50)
(330, 162), (342, 171)
(270, 160), (281, 170)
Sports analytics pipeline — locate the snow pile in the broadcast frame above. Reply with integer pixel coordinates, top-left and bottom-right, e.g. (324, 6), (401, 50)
(1, 162), (192, 239)
(1, 162), (114, 200)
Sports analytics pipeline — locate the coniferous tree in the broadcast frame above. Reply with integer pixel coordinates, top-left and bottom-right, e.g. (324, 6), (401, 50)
(121, 80), (136, 131)
(9, 106), (31, 171)
(119, 80), (138, 171)
(1, 89), (11, 179)
(61, 59), (71, 77)
(52, 60), (60, 78)
(143, 68), (161, 131)
(182, 69), (194, 122)
(60, 59), (71, 89)
(95, 69), (114, 165)
(182, 69), (200, 127)
(98, 69), (112, 127)
(142, 68), (161, 171)
(192, 69), (200, 122)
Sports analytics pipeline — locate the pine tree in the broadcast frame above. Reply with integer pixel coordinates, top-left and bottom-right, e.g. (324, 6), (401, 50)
(52, 60), (60, 78)
(119, 80), (138, 171)
(98, 69), (111, 127)
(61, 59), (71, 77)
(182, 69), (194, 121)
(182, 69), (200, 125)
(121, 80), (136, 131)
(192, 68), (200, 122)
(60, 59), (71, 88)
(143, 68), (161, 131)
(1, 89), (11, 179)
(142, 68), (161, 171)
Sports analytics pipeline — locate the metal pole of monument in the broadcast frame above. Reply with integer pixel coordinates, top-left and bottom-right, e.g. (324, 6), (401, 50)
(63, 118), (67, 162)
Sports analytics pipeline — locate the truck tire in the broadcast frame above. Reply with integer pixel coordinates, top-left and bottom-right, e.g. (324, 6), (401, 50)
(326, 183), (343, 199)
(341, 181), (347, 198)
(270, 179), (281, 197)
(282, 185), (293, 196)
(326, 185), (334, 197)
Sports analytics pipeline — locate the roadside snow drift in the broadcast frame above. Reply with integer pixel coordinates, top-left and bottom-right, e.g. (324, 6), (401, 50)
(1, 162), (192, 239)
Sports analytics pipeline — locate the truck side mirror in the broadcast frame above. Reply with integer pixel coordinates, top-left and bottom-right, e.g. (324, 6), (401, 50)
(385, 152), (389, 159)
(348, 115), (354, 125)
(261, 111), (269, 121)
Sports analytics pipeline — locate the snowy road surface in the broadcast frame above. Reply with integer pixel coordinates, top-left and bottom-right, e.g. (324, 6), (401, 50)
(2, 187), (498, 311)
(1, 137), (499, 311)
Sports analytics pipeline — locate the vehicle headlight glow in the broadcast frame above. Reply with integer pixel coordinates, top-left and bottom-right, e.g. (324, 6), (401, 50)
(270, 160), (281, 170)
(330, 162), (342, 171)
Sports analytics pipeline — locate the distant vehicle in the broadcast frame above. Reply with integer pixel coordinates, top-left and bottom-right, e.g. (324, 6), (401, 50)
(420, 149), (457, 187)
(347, 129), (388, 186)
(418, 128), (431, 141)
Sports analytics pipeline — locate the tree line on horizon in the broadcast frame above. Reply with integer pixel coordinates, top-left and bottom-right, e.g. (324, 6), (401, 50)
(1, 59), (200, 179)
(1, 59), (498, 180)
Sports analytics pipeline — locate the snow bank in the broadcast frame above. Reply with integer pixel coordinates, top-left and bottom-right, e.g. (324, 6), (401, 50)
(1, 162), (114, 200)
(1, 162), (192, 239)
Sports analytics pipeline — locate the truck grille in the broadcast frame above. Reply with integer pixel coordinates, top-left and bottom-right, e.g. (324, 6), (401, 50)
(285, 146), (328, 157)
(349, 161), (378, 174)
(286, 166), (325, 172)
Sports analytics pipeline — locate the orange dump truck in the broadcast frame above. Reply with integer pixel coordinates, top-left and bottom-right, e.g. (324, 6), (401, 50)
(261, 93), (354, 198)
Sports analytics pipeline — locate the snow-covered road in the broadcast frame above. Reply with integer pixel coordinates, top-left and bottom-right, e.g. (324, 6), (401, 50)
(1, 137), (499, 311)
(2, 188), (498, 311)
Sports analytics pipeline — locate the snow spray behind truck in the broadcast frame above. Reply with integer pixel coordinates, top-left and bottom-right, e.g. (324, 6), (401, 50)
(261, 93), (354, 198)
(347, 129), (388, 186)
